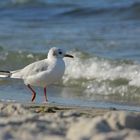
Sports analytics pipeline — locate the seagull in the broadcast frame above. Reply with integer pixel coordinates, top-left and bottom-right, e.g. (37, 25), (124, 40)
(0, 47), (74, 102)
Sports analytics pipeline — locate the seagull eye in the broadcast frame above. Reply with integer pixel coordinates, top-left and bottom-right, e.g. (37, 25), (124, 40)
(59, 51), (62, 55)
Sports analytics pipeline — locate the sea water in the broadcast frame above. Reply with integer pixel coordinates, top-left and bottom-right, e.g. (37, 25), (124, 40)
(0, 0), (140, 111)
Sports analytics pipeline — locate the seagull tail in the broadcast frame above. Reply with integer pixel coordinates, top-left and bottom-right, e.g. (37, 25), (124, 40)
(0, 70), (22, 79)
(0, 70), (11, 78)
(10, 70), (22, 79)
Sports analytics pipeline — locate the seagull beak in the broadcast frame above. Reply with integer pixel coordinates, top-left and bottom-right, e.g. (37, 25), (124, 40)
(64, 54), (74, 58)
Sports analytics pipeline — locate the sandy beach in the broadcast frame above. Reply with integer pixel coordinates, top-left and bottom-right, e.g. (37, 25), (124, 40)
(0, 101), (139, 140)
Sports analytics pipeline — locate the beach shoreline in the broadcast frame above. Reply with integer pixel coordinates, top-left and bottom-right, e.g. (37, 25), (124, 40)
(0, 101), (140, 140)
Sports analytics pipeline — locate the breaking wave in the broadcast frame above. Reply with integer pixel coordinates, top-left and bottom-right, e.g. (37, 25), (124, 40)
(63, 51), (140, 97)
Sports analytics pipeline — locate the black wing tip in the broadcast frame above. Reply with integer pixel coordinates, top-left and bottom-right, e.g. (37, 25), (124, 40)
(0, 70), (10, 73)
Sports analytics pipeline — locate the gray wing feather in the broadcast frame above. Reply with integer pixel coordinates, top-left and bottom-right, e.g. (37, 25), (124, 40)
(11, 59), (48, 79)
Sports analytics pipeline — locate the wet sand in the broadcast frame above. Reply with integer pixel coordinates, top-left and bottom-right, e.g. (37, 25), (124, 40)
(0, 101), (140, 140)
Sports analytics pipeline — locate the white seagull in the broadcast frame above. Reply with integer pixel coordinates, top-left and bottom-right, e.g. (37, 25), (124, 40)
(0, 47), (74, 102)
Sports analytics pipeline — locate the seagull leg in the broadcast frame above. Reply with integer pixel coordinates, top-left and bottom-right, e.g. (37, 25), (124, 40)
(44, 87), (48, 102)
(27, 85), (36, 102)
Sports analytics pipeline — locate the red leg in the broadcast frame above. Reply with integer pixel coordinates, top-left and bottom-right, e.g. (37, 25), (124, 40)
(44, 87), (48, 102)
(27, 85), (36, 102)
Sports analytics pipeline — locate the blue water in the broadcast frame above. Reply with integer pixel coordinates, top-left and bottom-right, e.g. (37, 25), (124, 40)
(0, 0), (140, 111)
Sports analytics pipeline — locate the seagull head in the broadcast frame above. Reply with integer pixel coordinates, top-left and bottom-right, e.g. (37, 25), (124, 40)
(48, 47), (74, 59)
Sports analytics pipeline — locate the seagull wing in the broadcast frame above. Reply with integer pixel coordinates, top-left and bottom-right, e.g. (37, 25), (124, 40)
(11, 59), (49, 79)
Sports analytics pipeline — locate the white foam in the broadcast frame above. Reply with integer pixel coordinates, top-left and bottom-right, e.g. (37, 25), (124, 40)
(63, 52), (140, 95)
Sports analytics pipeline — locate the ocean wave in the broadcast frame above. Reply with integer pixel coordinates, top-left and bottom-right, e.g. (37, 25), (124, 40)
(0, 0), (140, 20)
(58, 1), (140, 20)
(63, 51), (140, 96)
